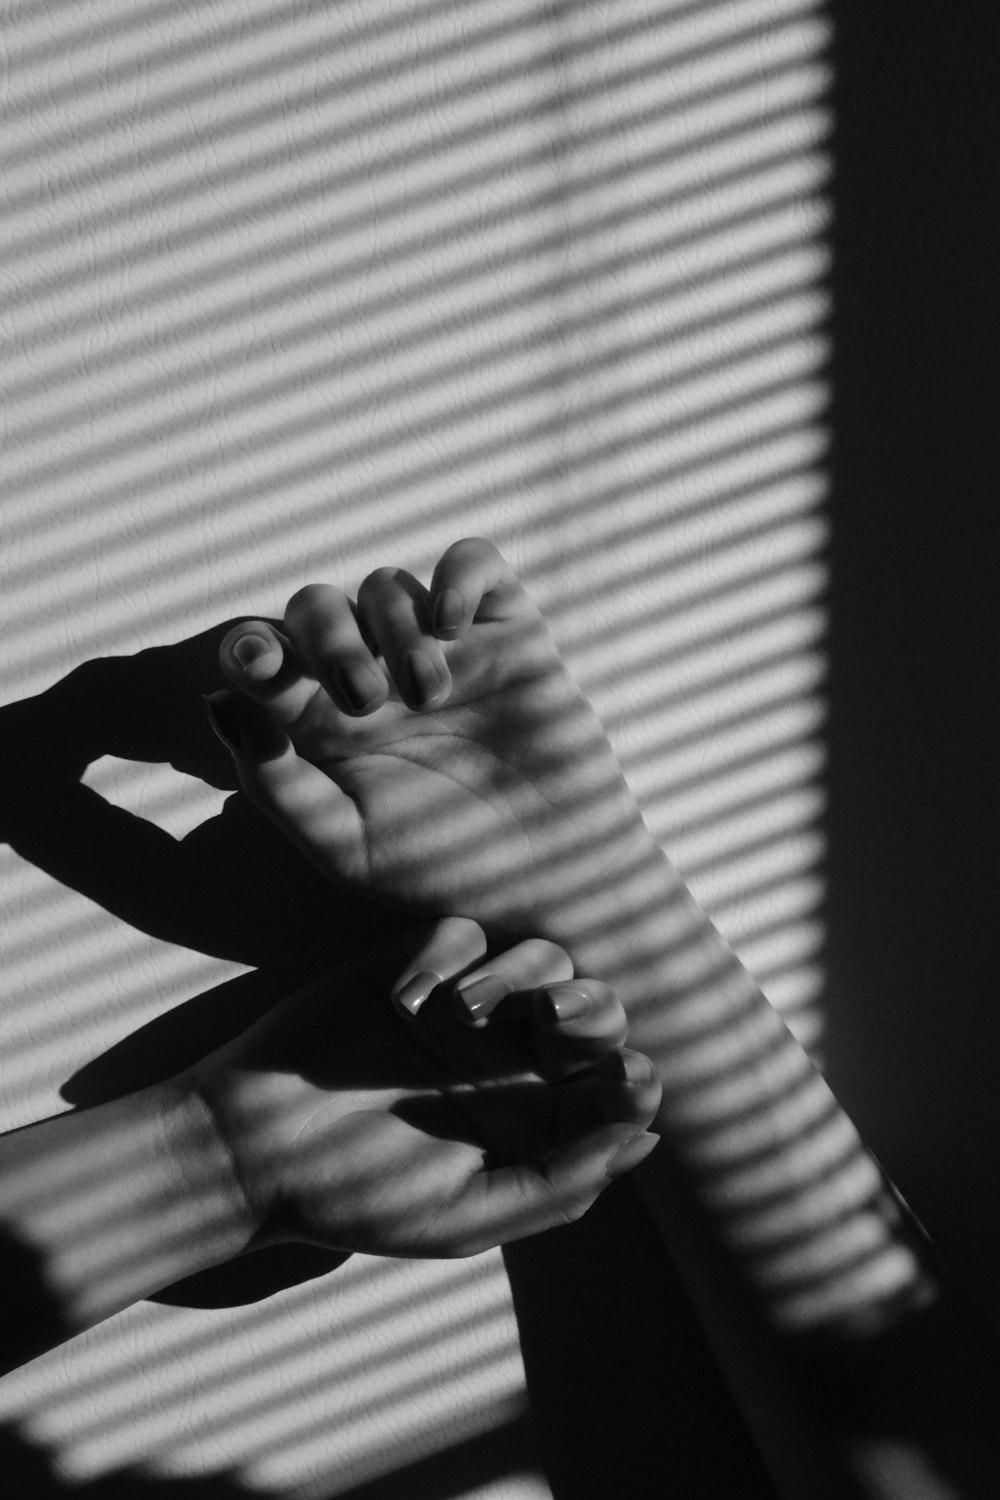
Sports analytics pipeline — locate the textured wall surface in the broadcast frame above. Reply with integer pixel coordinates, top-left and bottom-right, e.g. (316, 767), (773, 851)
(0, 2), (830, 1494)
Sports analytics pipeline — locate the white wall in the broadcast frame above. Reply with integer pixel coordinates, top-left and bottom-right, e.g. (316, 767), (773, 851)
(0, 2), (831, 1493)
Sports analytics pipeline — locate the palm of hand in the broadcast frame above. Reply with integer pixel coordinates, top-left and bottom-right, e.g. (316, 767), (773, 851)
(215, 540), (651, 938)
(284, 617), (630, 933)
(194, 957), (577, 1259)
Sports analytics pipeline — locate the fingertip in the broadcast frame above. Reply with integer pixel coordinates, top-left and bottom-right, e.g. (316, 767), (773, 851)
(534, 983), (592, 1029)
(219, 622), (285, 685)
(399, 916), (485, 960)
(599, 1048), (661, 1127)
(429, 537), (524, 627)
(454, 972), (513, 1025)
(391, 918), (488, 1015)
(616, 1049), (658, 1089)
(391, 970), (442, 1018)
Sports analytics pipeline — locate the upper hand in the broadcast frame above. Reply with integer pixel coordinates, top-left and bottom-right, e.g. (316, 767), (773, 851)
(207, 539), (652, 938)
(184, 920), (660, 1258)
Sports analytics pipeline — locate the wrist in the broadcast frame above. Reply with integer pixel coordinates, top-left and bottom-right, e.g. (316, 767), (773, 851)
(160, 1074), (264, 1260)
(80, 1080), (258, 1317)
(528, 826), (709, 1018)
(0, 1081), (257, 1343)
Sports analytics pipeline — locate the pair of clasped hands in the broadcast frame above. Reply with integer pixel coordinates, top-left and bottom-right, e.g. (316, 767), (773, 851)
(198, 538), (663, 1262)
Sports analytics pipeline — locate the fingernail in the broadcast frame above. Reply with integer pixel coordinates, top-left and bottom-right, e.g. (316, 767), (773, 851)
(232, 633), (274, 671)
(392, 970), (441, 1017)
(203, 692), (286, 761)
(331, 663), (385, 714)
(432, 588), (464, 636)
(454, 973), (512, 1022)
(539, 984), (591, 1025)
(606, 1132), (659, 1181)
(617, 1050), (656, 1087)
(404, 650), (447, 708)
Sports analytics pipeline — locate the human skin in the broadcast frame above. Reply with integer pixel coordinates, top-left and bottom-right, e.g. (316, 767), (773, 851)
(207, 537), (1000, 1497)
(207, 538), (933, 1337)
(0, 920), (660, 1373)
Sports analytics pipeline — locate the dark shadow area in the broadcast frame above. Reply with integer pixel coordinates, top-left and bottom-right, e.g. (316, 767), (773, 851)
(505, 1176), (776, 1499)
(148, 1242), (350, 1312)
(0, 622), (397, 982)
(825, 1), (1000, 1312)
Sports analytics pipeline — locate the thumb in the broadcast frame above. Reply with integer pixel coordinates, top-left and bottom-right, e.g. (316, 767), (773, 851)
(204, 690), (367, 885)
(436, 1124), (661, 1255)
(217, 620), (318, 727)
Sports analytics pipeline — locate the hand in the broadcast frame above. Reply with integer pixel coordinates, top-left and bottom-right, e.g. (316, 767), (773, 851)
(184, 919), (661, 1258)
(207, 539), (657, 939)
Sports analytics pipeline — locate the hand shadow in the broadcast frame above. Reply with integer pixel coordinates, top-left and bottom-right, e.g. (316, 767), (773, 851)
(0, 622), (400, 972)
(0, 623), (409, 1307)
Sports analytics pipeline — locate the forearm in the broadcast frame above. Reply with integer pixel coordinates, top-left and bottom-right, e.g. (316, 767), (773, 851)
(0, 1083), (253, 1370)
(531, 830), (1000, 1495)
(530, 827), (933, 1332)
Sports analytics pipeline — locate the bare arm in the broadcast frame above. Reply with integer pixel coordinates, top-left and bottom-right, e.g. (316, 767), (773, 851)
(207, 538), (1000, 1495)
(0, 922), (659, 1373)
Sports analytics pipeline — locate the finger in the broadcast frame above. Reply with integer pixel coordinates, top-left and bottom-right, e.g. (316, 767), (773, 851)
(597, 1047), (662, 1130)
(204, 690), (369, 883)
(390, 918), (489, 1017)
(528, 979), (629, 1080)
(218, 620), (319, 728)
(452, 938), (573, 1026)
(284, 584), (389, 717)
(433, 1123), (660, 1255)
(356, 567), (451, 711)
(533, 979), (627, 1051)
(551, 1046), (662, 1142)
(427, 537), (535, 640)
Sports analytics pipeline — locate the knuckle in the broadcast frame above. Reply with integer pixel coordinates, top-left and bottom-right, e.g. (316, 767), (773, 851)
(285, 583), (350, 631)
(358, 566), (400, 600)
(520, 937), (570, 971)
(285, 583), (326, 615)
(450, 536), (488, 558)
(558, 1193), (593, 1228)
(584, 978), (616, 1011)
(448, 916), (487, 953)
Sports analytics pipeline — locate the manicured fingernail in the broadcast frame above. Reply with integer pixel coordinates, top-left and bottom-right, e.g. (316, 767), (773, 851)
(332, 663), (385, 714)
(203, 692), (286, 761)
(404, 650), (447, 708)
(432, 588), (464, 636)
(455, 973), (512, 1022)
(392, 970), (441, 1017)
(617, 1050), (656, 1087)
(539, 985), (591, 1025)
(232, 633), (274, 671)
(606, 1132), (659, 1181)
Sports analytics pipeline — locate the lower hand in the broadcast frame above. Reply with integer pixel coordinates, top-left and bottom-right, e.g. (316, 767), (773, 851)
(184, 920), (661, 1258)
